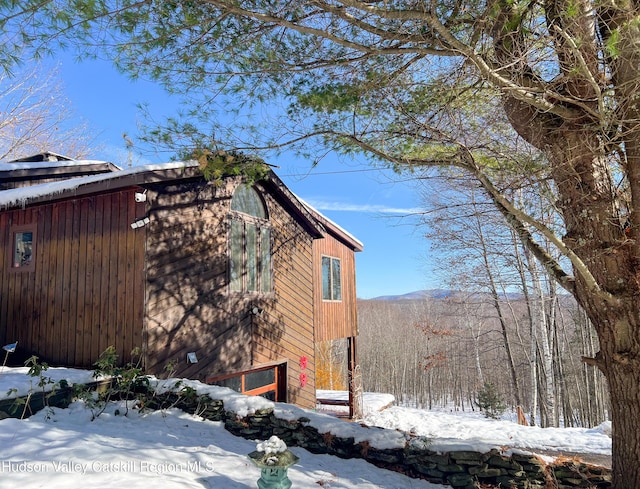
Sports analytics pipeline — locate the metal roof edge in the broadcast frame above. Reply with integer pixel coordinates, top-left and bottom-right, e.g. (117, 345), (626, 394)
(294, 194), (364, 252)
(0, 161), (200, 210)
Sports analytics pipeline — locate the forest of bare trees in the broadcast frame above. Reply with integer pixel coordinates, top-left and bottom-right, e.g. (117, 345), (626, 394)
(355, 291), (608, 429)
(316, 174), (609, 430)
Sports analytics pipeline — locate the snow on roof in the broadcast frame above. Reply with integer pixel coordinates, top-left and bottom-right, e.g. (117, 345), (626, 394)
(0, 161), (362, 251)
(0, 159), (121, 171)
(0, 160), (198, 209)
(7, 151), (74, 162)
(296, 194), (364, 251)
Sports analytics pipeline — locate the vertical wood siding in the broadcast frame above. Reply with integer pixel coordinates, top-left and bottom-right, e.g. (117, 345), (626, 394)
(143, 179), (252, 379)
(313, 233), (359, 341)
(252, 189), (316, 409)
(0, 189), (145, 366)
(0, 176), (320, 411)
(145, 179), (317, 409)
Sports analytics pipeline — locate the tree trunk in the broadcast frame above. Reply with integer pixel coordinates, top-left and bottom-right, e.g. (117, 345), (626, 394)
(479, 224), (522, 406)
(498, 54), (640, 475)
(528, 253), (556, 427)
(606, 357), (640, 487)
(549, 128), (640, 486)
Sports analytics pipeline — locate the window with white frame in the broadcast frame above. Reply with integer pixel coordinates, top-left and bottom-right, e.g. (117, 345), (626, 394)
(321, 256), (342, 301)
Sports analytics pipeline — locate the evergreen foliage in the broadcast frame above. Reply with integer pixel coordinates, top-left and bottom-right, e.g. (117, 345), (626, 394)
(476, 381), (506, 420)
(188, 148), (271, 186)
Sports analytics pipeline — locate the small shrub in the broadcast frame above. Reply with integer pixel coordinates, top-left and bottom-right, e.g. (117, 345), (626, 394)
(476, 381), (506, 419)
(164, 359), (178, 378)
(73, 384), (104, 420)
(7, 356), (58, 419)
(79, 346), (152, 420)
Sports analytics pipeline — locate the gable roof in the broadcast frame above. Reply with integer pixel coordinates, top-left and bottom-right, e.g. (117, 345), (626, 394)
(0, 161), (200, 209)
(0, 152), (120, 185)
(0, 158), (363, 249)
(8, 151), (76, 162)
(0, 161), (327, 239)
(298, 197), (364, 252)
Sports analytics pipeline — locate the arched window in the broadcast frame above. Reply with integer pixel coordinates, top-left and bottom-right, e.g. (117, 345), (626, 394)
(229, 185), (272, 293)
(231, 185), (267, 219)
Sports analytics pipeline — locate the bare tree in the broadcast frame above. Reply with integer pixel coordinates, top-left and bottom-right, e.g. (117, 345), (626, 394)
(421, 174), (611, 430)
(0, 64), (93, 160)
(425, 182), (526, 407)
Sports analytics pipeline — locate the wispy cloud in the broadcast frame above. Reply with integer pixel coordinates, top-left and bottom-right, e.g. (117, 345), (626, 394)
(305, 198), (423, 215)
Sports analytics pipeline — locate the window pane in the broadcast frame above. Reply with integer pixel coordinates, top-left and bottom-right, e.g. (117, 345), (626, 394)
(260, 228), (271, 293)
(260, 391), (276, 401)
(212, 376), (242, 392)
(246, 225), (257, 291)
(322, 256), (331, 300)
(230, 220), (243, 291)
(229, 185), (271, 296)
(332, 258), (342, 301)
(231, 185), (266, 218)
(245, 368), (275, 391)
(14, 231), (33, 268)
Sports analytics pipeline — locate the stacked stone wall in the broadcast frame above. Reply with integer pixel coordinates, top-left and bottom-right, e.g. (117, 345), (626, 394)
(0, 388), (611, 489)
(174, 393), (612, 489)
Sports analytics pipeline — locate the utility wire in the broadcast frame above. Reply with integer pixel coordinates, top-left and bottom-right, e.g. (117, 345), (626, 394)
(280, 167), (384, 177)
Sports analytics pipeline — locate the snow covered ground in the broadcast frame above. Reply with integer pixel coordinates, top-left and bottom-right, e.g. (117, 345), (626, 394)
(365, 404), (611, 456)
(0, 367), (612, 488)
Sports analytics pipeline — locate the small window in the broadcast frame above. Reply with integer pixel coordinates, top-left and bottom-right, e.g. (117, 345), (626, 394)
(230, 220), (244, 291)
(207, 364), (284, 402)
(322, 256), (342, 301)
(260, 228), (271, 293)
(11, 226), (35, 271)
(245, 368), (276, 391)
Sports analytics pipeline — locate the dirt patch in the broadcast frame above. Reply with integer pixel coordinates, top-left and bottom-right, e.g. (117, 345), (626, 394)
(531, 449), (611, 468)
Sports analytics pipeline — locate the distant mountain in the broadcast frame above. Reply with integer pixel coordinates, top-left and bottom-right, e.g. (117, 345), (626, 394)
(368, 289), (455, 301)
(367, 289), (530, 301)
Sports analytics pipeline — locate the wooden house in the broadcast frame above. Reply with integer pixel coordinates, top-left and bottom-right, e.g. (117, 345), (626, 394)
(305, 201), (363, 416)
(0, 155), (362, 410)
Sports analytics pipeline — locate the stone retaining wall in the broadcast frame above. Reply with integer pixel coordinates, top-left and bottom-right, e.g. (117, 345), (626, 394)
(0, 387), (612, 489)
(166, 393), (612, 489)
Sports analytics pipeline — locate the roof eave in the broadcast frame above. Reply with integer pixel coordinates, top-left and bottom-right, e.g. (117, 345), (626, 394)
(261, 172), (325, 240)
(294, 195), (364, 252)
(0, 163), (202, 210)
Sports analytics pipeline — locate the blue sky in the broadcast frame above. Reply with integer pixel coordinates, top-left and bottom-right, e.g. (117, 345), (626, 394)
(55, 55), (440, 298)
